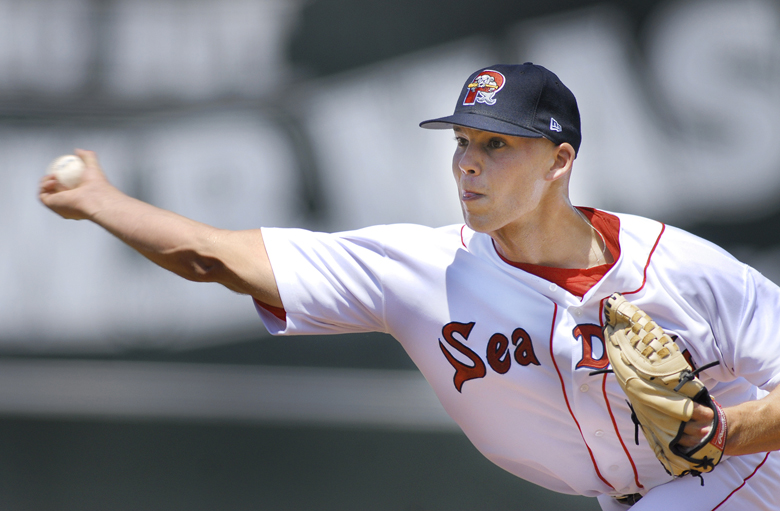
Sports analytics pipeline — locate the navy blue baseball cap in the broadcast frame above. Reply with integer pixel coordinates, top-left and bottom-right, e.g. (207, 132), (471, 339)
(419, 63), (581, 154)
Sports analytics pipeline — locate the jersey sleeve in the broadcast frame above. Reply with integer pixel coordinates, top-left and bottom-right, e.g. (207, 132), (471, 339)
(729, 266), (780, 391)
(657, 226), (780, 392)
(258, 226), (391, 336)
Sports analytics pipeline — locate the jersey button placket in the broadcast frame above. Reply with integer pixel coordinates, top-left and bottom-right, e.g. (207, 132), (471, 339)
(567, 308), (628, 492)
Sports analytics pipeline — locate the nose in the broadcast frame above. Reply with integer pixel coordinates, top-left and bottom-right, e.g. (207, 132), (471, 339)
(456, 145), (481, 176)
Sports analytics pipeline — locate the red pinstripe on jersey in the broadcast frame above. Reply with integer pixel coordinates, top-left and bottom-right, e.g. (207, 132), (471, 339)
(598, 221), (666, 490)
(549, 302), (615, 490)
(600, 371), (644, 490)
(622, 223), (666, 299)
(712, 452), (771, 510)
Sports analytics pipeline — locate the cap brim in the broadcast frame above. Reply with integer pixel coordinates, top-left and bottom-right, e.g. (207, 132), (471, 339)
(419, 113), (544, 139)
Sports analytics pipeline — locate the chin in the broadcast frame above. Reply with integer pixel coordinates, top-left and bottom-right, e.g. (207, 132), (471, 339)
(462, 216), (492, 234)
(460, 204), (501, 233)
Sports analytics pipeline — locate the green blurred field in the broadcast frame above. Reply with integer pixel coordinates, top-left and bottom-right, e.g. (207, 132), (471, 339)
(0, 417), (600, 511)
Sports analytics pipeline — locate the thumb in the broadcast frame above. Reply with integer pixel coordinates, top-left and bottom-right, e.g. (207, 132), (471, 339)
(73, 148), (106, 180)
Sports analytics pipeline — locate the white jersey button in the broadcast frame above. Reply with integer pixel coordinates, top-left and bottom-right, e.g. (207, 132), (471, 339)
(579, 384), (590, 393)
(574, 308), (583, 317)
(594, 430), (605, 437)
(549, 283), (558, 292)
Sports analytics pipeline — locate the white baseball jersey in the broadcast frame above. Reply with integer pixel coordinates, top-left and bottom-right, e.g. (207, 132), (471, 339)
(256, 209), (780, 510)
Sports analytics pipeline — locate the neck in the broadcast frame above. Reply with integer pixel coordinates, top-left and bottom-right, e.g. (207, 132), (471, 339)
(490, 203), (605, 269)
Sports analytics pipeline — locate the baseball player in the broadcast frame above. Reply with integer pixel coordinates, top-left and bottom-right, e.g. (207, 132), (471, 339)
(39, 63), (780, 510)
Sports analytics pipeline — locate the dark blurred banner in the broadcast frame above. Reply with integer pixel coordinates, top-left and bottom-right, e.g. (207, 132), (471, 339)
(289, 0), (661, 75)
(3, 0), (780, 349)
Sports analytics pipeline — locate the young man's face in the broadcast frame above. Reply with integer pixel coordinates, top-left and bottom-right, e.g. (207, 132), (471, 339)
(451, 126), (560, 236)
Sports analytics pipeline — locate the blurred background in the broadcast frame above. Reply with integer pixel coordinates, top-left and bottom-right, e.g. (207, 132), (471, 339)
(2, 0), (780, 509)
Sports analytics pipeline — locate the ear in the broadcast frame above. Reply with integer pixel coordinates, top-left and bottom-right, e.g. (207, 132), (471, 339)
(545, 143), (576, 182)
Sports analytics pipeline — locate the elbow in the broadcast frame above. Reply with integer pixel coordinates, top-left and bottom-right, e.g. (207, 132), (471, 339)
(169, 250), (225, 283)
(188, 255), (225, 283)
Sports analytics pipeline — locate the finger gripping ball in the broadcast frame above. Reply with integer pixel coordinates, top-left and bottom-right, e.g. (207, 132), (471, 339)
(47, 155), (85, 189)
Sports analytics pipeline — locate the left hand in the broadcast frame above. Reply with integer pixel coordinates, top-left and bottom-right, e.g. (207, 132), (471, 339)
(677, 403), (716, 450)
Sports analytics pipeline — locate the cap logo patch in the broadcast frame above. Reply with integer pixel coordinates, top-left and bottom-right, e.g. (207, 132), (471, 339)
(550, 118), (562, 132)
(463, 70), (505, 106)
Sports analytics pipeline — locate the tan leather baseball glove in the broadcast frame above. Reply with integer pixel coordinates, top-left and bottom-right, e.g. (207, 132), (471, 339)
(602, 293), (728, 480)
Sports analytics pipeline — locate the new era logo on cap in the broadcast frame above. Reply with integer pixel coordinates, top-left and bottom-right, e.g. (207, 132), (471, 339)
(419, 63), (582, 155)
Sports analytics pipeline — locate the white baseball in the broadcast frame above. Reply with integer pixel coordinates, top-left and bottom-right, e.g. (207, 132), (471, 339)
(47, 155), (85, 189)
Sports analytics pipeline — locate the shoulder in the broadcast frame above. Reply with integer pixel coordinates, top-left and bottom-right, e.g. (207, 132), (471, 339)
(336, 223), (467, 249)
(598, 210), (751, 299)
(655, 221), (742, 273)
(262, 223), (468, 258)
(615, 212), (752, 317)
(608, 210), (738, 266)
(342, 223), (465, 240)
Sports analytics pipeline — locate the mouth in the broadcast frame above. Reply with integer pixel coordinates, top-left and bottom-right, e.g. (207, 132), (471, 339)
(461, 190), (483, 201)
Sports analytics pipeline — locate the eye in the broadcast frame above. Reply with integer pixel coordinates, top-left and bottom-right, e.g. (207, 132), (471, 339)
(455, 136), (468, 147)
(487, 138), (506, 149)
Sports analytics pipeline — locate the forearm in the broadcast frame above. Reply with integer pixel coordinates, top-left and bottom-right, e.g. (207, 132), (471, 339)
(88, 189), (281, 306)
(724, 386), (780, 456)
(89, 187), (224, 281)
(40, 150), (283, 307)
